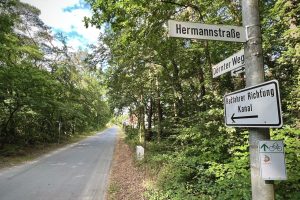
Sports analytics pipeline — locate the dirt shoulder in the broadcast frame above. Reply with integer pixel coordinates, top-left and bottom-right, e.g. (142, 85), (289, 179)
(106, 132), (145, 200)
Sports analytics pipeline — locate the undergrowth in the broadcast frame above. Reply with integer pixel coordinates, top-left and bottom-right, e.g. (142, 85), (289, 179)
(124, 124), (300, 200)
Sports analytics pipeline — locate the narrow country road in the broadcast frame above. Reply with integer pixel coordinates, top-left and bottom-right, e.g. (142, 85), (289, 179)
(0, 127), (118, 200)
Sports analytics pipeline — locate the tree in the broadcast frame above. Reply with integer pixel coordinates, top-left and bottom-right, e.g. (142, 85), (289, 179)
(0, 0), (111, 149)
(85, 0), (299, 198)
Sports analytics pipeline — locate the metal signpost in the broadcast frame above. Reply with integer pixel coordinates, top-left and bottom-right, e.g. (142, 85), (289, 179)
(168, 20), (246, 42)
(242, 0), (276, 199)
(168, 1), (284, 198)
(224, 80), (282, 128)
(212, 49), (245, 78)
(259, 140), (287, 180)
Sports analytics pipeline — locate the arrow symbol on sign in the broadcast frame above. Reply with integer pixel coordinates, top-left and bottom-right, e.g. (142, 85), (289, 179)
(261, 144), (269, 151)
(232, 67), (245, 74)
(231, 113), (258, 123)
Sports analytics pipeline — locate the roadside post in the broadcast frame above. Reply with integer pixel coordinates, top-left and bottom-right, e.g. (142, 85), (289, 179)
(242, 0), (275, 199)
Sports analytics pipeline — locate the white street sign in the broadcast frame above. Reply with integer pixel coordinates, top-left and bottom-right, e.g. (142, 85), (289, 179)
(212, 49), (245, 78)
(168, 20), (246, 42)
(259, 140), (287, 180)
(224, 80), (283, 127)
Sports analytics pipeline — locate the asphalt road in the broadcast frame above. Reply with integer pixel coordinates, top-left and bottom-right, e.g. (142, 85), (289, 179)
(0, 127), (118, 200)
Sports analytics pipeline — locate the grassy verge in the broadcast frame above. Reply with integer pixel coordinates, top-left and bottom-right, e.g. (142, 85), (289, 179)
(106, 127), (145, 200)
(0, 128), (107, 170)
(107, 181), (121, 200)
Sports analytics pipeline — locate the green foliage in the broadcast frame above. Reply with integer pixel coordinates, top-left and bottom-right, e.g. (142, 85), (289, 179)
(141, 110), (251, 199)
(109, 115), (128, 126)
(0, 0), (111, 152)
(124, 127), (140, 147)
(271, 127), (300, 199)
(0, 144), (24, 156)
(86, 0), (299, 199)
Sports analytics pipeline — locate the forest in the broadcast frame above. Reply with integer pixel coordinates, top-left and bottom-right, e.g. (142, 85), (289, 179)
(84, 0), (299, 199)
(0, 0), (111, 154)
(1, 0), (299, 199)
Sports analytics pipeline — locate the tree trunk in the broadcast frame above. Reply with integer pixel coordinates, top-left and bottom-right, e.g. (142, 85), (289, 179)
(197, 60), (206, 99)
(58, 117), (62, 144)
(139, 94), (145, 144)
(1, 103), (21, 145)
(146, 97), (153, 141)
(156, 77), (162, 142)
(171, 60), (183, 119)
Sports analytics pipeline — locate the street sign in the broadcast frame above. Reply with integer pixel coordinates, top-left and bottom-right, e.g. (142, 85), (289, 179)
(212, 49), (245, 78)
(259, 140), (287, 180)
(224, 80), (283, 127)
(168, 20), (246, 42)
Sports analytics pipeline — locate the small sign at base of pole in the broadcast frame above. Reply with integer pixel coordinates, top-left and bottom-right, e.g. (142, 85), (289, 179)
(259, 140), (287, 180)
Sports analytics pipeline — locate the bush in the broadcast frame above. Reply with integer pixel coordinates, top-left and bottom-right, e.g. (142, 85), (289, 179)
(125, 123), (300, 199)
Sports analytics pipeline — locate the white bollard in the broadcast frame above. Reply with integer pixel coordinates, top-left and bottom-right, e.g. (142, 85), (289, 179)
(136, 146), (144, 160)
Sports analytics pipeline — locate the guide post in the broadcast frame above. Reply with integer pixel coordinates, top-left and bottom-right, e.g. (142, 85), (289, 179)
(242, 0), (275, 199)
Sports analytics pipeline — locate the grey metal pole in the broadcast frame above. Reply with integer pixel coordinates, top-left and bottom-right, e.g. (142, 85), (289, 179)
(241, 0), (275, 199)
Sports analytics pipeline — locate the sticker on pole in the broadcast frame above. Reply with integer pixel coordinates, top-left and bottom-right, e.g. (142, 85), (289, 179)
(259, 140), (287, 180)
(224, 80), (283, 128)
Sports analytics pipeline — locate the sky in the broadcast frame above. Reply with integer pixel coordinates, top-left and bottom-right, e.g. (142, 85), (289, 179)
(21, 0), (100, 50)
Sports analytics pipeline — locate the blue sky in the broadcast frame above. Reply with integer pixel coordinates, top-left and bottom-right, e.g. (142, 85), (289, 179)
(21, 0), (100, 50)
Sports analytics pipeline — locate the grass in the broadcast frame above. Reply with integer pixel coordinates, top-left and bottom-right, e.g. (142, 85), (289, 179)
(107, 182), (121, 200)
(0, 128), (107, 170)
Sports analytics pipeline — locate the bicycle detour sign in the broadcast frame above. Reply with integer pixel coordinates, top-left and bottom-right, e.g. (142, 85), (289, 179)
(224, 80), (283, 128)
(259, 140), (287, 180)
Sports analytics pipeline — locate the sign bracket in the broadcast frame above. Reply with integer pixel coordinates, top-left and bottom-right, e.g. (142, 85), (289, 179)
(245, 24), (260, 41)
